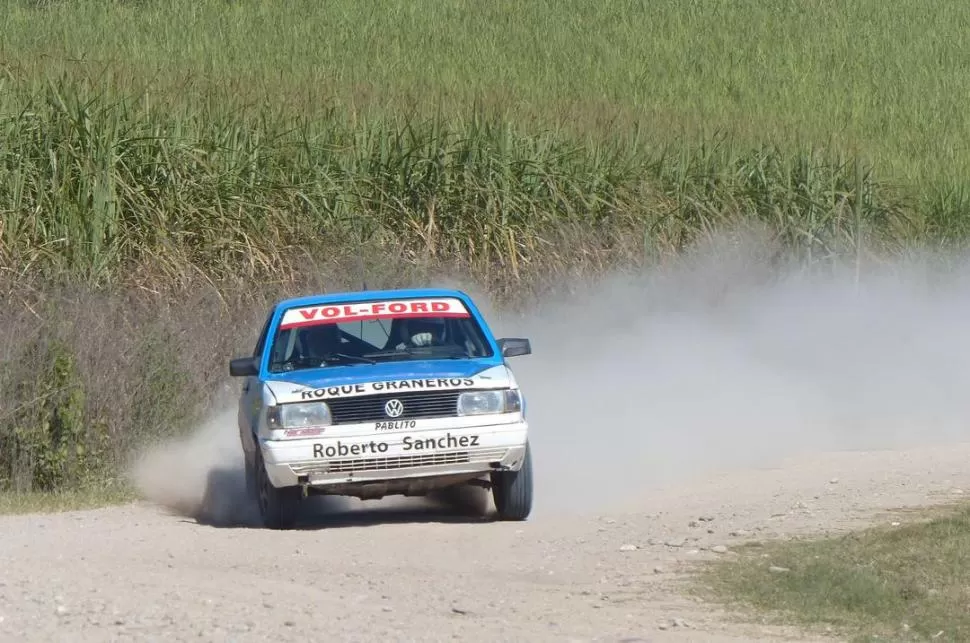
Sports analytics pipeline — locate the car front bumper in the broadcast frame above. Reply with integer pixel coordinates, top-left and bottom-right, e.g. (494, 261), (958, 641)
(259, 420), (529, 488)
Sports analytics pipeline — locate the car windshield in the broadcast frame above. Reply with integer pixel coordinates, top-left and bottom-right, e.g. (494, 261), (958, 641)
(266, 296), (494, 373)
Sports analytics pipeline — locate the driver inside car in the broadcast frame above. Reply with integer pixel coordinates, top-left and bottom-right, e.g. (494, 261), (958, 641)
(300, 324), (342, 361)
(392, 318), (444, 350)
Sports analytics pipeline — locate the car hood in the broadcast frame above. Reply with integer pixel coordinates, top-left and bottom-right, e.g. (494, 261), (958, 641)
(263, 359), (516, 405)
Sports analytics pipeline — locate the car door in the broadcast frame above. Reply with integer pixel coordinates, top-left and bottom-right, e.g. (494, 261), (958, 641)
(238, 309), (274, 459)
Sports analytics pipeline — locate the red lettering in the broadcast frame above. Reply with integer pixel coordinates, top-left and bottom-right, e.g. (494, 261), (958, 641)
(284, 298), (467, 329)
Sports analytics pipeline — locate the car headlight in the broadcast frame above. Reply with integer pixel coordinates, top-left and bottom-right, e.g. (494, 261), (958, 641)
(457, 389), (522, 416)
(267, 402), (332, 429)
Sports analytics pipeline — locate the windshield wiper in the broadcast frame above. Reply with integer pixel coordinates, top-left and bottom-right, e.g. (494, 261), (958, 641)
(320, 353), (377, 364)
(365, 346), (470, 360)
(320, 352), (377, 365)
(270, 352), (375, 372)
(364, 349), (414, 359)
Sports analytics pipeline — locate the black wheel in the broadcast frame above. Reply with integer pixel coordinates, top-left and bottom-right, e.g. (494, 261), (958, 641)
(252, 450), (301, 530)
(491, 443), (533, 521)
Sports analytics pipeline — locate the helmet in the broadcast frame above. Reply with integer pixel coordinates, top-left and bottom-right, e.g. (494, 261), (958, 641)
(302, 323), (340, 357)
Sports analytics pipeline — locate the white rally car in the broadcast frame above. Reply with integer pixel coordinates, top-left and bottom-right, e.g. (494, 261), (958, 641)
(229, 287), (533, 529)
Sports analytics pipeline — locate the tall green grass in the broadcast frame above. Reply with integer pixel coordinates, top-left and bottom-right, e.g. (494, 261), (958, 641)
(2, 0), (970, 289)
(0, 76), (950, 290)
(5, 0), (970, 188)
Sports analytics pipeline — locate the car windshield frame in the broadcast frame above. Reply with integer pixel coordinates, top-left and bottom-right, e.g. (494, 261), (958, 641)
(265, 295), (495, 374)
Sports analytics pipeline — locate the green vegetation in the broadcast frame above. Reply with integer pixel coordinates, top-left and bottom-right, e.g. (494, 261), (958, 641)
(5, 0), (970, 188)
(1, 78), (927, 290)
(697, 505), (970, 642)
(4, 0), (970, 289)
(2, 335), (101, 491)
(2, 0), (969, 498)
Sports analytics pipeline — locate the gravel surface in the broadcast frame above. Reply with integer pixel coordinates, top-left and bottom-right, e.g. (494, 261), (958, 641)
(4, 439), (970, 642)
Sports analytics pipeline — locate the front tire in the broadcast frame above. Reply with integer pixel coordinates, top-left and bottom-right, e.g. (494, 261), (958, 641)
(491, 443), (533, 521)
(252, 450), (301, 530)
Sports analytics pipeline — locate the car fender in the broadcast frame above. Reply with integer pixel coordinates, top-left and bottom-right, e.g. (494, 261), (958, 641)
(242, 383), (279, 460)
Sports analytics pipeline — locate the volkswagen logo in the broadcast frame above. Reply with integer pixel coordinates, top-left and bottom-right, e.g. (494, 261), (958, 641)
(384, 398), (404, 418)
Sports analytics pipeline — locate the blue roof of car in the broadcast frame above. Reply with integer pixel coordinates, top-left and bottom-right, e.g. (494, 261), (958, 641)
(274, 287), (472, 310)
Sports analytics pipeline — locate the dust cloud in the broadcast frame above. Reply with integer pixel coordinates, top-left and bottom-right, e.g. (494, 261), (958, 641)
(130, 231), (970, 523)
(482, 232), (970, 513)
(129, 400), (262, 527)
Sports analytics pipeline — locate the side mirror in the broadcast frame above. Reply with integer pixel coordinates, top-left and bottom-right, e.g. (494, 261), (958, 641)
(229, 356), (259, 377)
(497, 338), (531, 358)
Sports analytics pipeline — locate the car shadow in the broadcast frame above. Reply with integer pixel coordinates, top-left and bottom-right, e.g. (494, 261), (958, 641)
(295, 497), (496, 530)
(189, 466), (498, 531)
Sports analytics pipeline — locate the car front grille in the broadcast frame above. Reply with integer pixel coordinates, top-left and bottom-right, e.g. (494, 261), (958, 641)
(327, 451), (470, 473)
(326, 390), (462, 424)
(292, 448), (509, 475)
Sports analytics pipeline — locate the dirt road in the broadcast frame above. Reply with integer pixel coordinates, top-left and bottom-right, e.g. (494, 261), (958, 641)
(3, 438), (970, 643)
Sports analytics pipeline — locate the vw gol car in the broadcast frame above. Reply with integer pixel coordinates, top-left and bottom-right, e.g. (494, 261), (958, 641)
(229, 288), (533, 528)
